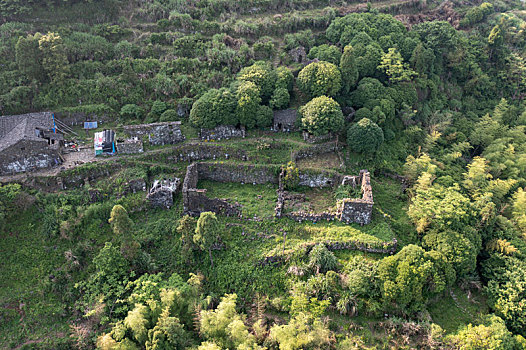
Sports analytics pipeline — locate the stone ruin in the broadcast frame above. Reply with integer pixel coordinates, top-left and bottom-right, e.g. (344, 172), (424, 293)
(302, 131), (335, 144)
(117, 137), (144, 154)
(288, 46), (307, 63)
(273, 109), (297, 132)
(275, 169), (374, 225)
(147, 177), (181, 209)
(123, 121), (185, 146)
(339, 170), (374, 225)
(199, 125), (246, 141)
(182, 163), (245, 217)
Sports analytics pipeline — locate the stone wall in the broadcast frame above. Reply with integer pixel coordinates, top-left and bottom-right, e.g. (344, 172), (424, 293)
(182, 162), (278, 217)
(199, 125), (245, 141)
(259, 238), (398, 267)
(298, 171), (340, 188)
(165, 143), (248, 163)
(197, 162), (279, 185)
(277, 168), (374, 225)
(292, 141), (342, 162)
(0, 139), (62, 175)
(54, 111), (111, 127)
(117, 139), (144, 154)
(302, 131), (335, 144)
(339, 170), (374, 225)
(123, 121), (185, 145)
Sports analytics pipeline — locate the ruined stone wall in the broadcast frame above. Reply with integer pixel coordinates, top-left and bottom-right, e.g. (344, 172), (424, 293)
(117, 139), (144, 154)
(123, 122), (185, 145)
(292, 141), (342, 162)
(302, 131), (335, 144)
(182, 162), (242, 217)
(199, 125), (245, 141)
(165, 143), (248, 163)
(339, 170), (374, 225)
(298, 170), (341, 188)
(259, 238), (398, 267)
(197, 162), (279, 185)
(0, 139), (62, 175)
(182, 162), (279, 217)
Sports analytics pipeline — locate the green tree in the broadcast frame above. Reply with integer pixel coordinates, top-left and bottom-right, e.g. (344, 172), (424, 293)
(422, 228), (481, 278)
(256, 105), (273, 128)
(109, 205), (139, 260)
(190, 88), (237, 129)
(200, 294), (262, 350)
(450, 314), (521, 350)
(377, 245), (455, 313)
(38, 32), (69, 83)
(176, 215), (197, 263)
(275, 66), (294, 91)
(377, 47), (417, 83)
(486, 258), (526, 334)
(308, 44), (342, 65)
(235, 81), (261, 129)
(194, 212), (220, 268)
(300, 96), (344, 136)
(511, 188), (526, 235)
(297, 61), (342, 98)
(347, 118), (384, 153)
(269, 87), (290, 110)
(15, 33), (45, 82)
(120, 104), (143, 120)
(237, 61), (276, 102)
(269, 312), (334, 350)
(408, 175), (474, 233)
(351, 78), (385, 108)
(339, 45), (359, 95)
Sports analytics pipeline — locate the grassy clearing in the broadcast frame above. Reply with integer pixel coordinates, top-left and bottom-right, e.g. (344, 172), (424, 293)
(428, 286), (489, 334)
(296, 152), (342, 170)
(198, 180), (278, 218)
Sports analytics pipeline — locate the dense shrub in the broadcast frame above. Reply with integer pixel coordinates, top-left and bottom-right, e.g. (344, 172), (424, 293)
(347, 118), (384, 153)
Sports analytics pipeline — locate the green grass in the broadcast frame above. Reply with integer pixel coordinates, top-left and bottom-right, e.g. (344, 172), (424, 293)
(198, 180), (278, 218)
(0, 208), (72, 348)
(427, 286), (489, 334)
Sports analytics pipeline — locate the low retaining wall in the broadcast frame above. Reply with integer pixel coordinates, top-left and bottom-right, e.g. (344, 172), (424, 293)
(259, 238), (398, 266)
(165, 143), (249, 163)
(199, 125), (246, 141)
(292, 141), (343, 162)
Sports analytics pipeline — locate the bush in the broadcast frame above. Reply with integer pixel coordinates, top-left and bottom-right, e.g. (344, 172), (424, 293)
(309, 244), (338, 274)
(347, 118), (384, 153)
(120, 104), (142, 120)
(308, 44), (342, 65)
(159, 109), (179, 122)
(300, 96), (344, 136)
(269, 87), (290, 110)
(256, 105), (273, 128)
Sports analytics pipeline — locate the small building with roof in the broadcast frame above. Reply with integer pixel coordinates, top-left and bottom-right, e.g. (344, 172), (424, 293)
(0, 112), (64, 175)
(273, 109), (298, 132)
